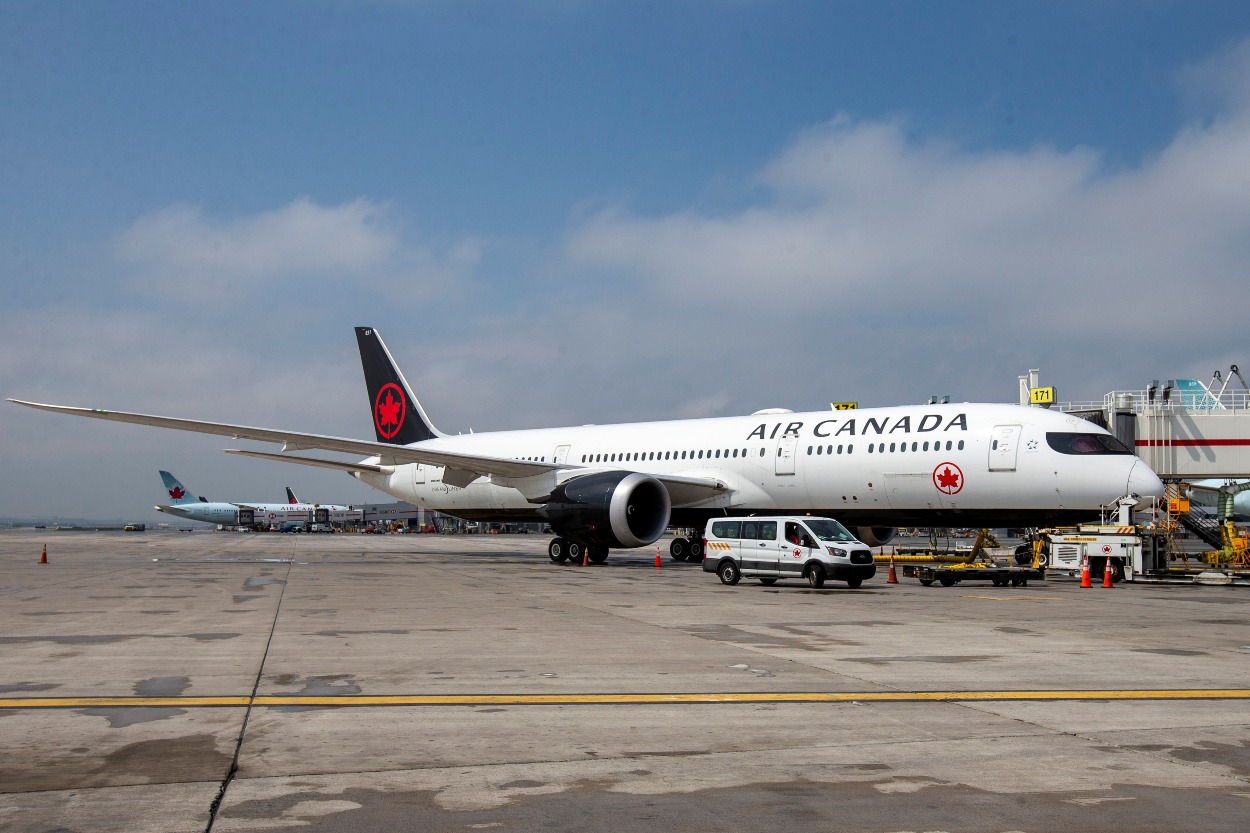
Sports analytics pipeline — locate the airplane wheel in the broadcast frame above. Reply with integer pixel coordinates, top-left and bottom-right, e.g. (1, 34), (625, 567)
(548, 538), (568, 563)
(566, 541), (584, 565)
(669, 538), (688, 561)
(588, 546), (609, 564)
(687, 540), (704, 560)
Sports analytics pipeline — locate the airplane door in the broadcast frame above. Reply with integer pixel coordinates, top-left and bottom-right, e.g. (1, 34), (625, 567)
(775, 436), (798, 476)
(236, 509), (255, 526)
(989, 424), (1021, 471)
(411, 463), (425, 485)
(554, 445), (571, 465)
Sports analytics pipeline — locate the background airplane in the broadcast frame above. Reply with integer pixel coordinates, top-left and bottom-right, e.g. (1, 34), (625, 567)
(156, 470), (355, 528)
(11, 327), (1163, 561)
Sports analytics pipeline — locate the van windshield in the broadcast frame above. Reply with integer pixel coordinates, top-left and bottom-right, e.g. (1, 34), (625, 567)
(803, 519), (857, 542)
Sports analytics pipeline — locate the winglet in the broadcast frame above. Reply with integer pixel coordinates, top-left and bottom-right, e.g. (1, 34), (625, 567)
(354, 327), (443, 444)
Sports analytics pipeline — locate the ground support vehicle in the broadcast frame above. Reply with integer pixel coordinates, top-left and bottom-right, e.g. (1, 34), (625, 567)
(903, 562), (1044, 587)
(702, 516), (875, 589)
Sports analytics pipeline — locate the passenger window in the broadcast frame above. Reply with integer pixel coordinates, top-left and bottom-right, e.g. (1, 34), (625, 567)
(889, 443), (896, 452)
(741, 521), (758, 540)
(923, 441), (929, 451)
(758, 521), (777, 541)
(807, 446), (813, 455)
(837, 445), (842, 454)
(912, 442), (917, 451)
(848, 444), (853, 453)
(711, 521), (740, 539)
(958, 440), (965, 450)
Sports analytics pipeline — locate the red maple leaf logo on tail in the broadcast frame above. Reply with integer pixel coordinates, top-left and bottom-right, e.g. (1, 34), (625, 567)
(168, 486), (186, 500)
(377, 393), (401, 428)
(373, 383), (407, 439)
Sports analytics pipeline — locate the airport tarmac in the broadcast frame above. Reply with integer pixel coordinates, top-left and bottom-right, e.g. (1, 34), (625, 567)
(1, 529), (1248, 832)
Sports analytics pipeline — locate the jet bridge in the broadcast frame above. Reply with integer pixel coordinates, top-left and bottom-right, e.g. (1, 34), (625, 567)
(1059, 367), (1250, 479)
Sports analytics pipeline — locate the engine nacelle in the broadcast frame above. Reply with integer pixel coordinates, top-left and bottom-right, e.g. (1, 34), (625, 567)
(855, 526), (898, 548)
(540, 471), (671, 548)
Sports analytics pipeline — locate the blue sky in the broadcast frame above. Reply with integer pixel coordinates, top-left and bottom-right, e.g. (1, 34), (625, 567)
(4, 1), (1250, 520)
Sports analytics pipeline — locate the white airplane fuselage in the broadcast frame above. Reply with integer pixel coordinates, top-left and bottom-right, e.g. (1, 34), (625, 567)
(354, 402), (1160, 530)
(157, 501), (355, 526)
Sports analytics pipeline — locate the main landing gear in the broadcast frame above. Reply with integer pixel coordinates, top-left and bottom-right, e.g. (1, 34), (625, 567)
(669, 536), (705, 562)
(548, 538), (609, 564)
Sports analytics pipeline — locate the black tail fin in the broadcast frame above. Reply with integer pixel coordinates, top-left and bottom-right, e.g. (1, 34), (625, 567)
(355, 326), (442, 444)
(286, 487), (299, 505)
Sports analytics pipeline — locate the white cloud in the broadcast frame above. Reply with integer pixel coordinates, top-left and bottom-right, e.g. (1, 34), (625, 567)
(565, 103), (1250, 344)
(115, 197), (481, 303)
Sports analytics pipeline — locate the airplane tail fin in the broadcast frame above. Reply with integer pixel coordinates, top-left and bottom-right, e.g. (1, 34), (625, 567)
(355, 326), (443, 444)
(286, 487), (299, 505)
(159, 471), (198, 505)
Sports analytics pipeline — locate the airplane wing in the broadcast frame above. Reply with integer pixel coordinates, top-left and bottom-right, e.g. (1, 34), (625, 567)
(9, 399), (730, 503)
(7, 399), (554, 477)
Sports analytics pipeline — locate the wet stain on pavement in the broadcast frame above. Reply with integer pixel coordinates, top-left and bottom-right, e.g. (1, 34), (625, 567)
(1130, 648), (1208, 657)
(313, 629), (411, 637)
(682, 624), (861, 651)
(233, 594), (264, 603)
(244, 576), (286, 590)
(0, 682), (60, 693)
(840, 654), (997, 665)
(215, 781), (1250, 833)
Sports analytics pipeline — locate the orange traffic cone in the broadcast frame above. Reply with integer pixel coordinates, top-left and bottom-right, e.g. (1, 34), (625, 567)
(1102, 557), (1115, 588)
(655, 548), (662, 568)
(39, 544), (48, 564)
(887, 553), (898, 584)
(582, 547), (589, 567)
(1079, 555), (1092, 588)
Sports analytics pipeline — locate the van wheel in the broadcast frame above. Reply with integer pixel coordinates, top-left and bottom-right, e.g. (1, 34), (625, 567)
(846, 578), (862, 589)
(548, 538), (568, 563)
(806, 566), (825, 588)
(717, 561), (741, 585)
(759, 578), (777, 586)
(670, 538), (688, 562)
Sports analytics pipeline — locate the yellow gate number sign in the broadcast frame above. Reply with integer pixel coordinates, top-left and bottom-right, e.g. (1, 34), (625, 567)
(831, 402), (858, 411)
(1029, 387), (1055, 405)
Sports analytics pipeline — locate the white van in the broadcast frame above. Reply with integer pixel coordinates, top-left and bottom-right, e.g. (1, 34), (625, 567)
(701, 516), (876, 588)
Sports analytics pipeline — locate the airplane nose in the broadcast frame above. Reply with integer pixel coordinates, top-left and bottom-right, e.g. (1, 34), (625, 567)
(1127, 460), (1165, 500)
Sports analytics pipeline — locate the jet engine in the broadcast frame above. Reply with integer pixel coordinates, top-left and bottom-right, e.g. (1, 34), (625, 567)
(540, 471), (671, 548)
(855, 526), (897, 548)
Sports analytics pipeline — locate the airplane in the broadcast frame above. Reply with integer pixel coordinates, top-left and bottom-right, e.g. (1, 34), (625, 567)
(10, 326), (1165, 563)
(155, 470), (355, 528)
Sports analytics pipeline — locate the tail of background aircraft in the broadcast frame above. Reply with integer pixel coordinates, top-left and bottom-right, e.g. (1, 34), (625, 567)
(286, 487), (299, 504)
(159, 471), (199, 505)
(355, 326), (443, 444)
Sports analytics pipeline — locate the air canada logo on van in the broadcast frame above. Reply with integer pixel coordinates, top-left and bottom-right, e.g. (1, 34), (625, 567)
(933, 462), (964, 495)
(374, 383), (407, 439)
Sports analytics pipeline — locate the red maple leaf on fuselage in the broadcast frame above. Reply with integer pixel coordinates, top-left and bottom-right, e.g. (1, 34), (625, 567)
(936, 467), (961, 490)
(377, 392), (402, 429)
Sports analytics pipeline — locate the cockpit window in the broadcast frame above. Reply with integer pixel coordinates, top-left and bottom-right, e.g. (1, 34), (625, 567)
(1046, 432), (1133, 455)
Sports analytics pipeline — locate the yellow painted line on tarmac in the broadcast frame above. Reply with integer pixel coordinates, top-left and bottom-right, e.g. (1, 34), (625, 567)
(3, 689), (1250, 710)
